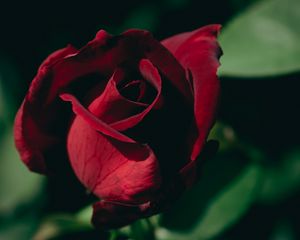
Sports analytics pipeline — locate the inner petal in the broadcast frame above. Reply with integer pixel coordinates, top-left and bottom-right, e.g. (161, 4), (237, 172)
(119, 79), (157, 104)
(120, 80), (144, 102)
(110, 59), (163, 132)
(87, 69), (147, 124)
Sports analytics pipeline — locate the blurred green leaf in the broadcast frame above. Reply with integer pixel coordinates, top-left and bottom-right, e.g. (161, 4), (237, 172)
(270, 220), (296, 240)
(157, 164), (262, 240)
(33, 214), (92, 240)
(208, 122), (238, 152)
(129, 219), (155, 240)
(0, 212), (39, 240)
(258, 150), (300, 204)
(119, 4), (160, 32)
(75, 205), (93, 225)
(0, 59), (20, 123)
(219, 0), (300, 77)
(0, 129), (45, 217)
(0, 80), (5, 137)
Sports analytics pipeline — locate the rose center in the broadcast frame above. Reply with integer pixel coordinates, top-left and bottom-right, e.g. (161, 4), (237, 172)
(118, 78), (156, 105)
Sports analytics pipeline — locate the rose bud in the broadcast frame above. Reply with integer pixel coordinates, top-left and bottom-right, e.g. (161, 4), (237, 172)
(14, 25), (222, 228)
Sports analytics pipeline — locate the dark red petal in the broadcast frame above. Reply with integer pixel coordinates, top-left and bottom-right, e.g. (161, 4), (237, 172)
(180, 140), (219, 188)
(67, 114), (161, 204)
(92, 200), (153, 229)
(162, 25), (222, 185)
(45, 30), (113, 103)
(160, 32), (192, 54)
(110, 59), (162, 131)
(161, 25), (221, 55)
(38, 45), (78, 72)
(14, 102), (47, 172)
(14, 45), (78, 173)
(91, 172), (186, 229)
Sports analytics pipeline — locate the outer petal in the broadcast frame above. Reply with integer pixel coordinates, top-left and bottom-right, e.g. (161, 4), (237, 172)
(66, 112), (161, 204)
(162, 25), (222, 185)
(14, 45), (78, 173)
(92, 200), (153, 229)
(92, 173), (186, 229)
(14, 30), (115, 174)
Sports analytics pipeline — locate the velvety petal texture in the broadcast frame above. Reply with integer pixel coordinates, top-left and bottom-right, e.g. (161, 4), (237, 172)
(162, 24), (222, 186)
(14, 25), (221, 229)
(14, 45), (78, 173)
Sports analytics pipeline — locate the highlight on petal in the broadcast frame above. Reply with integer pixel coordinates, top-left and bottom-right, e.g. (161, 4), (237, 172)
(161, 24), (222, 55)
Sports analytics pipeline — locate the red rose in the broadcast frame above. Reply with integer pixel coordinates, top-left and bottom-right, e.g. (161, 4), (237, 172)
(14, 25), (222, 228)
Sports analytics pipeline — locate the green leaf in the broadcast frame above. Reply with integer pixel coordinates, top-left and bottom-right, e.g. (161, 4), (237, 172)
(0, 129), (45, 217)
(0, 59), (20, 123)
(258, 150), (300, 203)
(0, 212), (39, 240)
(129, 219), (155, 240)
(157, 164), (262, 240)
(270, 220), (296, 240)
(75, 205), (93, 225)
(219, 0), (300, 77)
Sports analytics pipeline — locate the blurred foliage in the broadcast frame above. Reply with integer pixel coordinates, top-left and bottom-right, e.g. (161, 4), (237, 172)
(258, 150), (300, 204)
(219, 0), (300, 77)
(0, 0), (300, 239)
(0, 58), (20, 126)
(33, 214), (92, 240)
(0, 129), (45, 217)
(0, 129), (45, 240)
(156, 164), (262, 240)
(153, 123), (263, 239)
(0, 212), (39, 240)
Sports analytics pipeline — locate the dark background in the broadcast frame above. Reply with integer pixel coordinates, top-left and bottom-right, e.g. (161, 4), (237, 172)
(0, 0), (299, 239)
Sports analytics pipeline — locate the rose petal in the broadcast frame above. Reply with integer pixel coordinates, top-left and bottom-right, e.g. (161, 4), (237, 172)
(60, 93), (134, 143)
(38, 45), (78, 72)
(92, 200), (153, 229)
(110, 59), (162, 131)
(162, 25), (222, 185)
(91, 172), (186, 229)
(88, 68), (147, 124)
(14, 45), (78, 173)
(67, 115), (161, 204)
